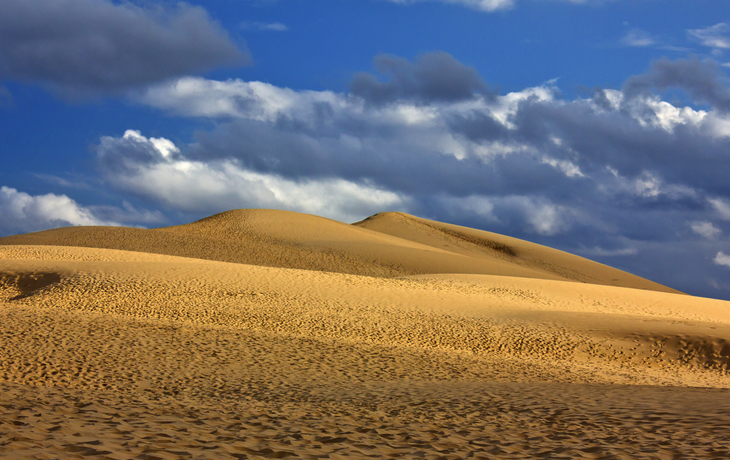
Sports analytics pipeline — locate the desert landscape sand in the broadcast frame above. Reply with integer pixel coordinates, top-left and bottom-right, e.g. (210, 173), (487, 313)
(1, 209), (729, 459)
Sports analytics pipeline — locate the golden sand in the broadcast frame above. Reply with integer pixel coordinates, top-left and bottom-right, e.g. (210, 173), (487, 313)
(0, 210), (728, 458)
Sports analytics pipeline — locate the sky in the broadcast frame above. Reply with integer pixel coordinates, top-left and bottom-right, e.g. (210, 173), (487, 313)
(1, 0), (730, 300)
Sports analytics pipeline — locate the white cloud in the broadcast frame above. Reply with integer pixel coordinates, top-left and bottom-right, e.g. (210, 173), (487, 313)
(689, 23), (730, 50)
(710, 198), (730, 220)
(96, 132), (408, 223)
(489, 83), (556, 127)
(703, 112), (730, 138)
(623, 93), (707, 131)
(139, 75), (558, 136)
(0, 186), (121, 235)
(385, 0), (515, 12)
(621, 28), (656, 47)
(138, 77), (345, 121)
(691, 221), (721, 239)
(239, 21), (288, 32)
(438, 195), (498, 221)
(579, 246), (638, 257)
(137, 76), (562, 166)
(518, 199), (573, 236)
(714, 251), (730, 268)
(383, 0), (596, 12)
(599, 169), (698, 202)
(443, 194), (576, 236)
(591, 89), (709, 132)
(541, 157), (584, 178)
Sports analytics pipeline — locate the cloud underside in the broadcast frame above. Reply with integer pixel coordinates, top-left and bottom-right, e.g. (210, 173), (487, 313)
(0, 0), (248, 95)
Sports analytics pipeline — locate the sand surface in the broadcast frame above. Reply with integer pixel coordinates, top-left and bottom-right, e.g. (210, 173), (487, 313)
(1, 209), (729, 458)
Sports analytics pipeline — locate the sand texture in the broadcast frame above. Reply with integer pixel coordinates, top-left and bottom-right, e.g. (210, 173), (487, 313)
(1, 209), (729, 458)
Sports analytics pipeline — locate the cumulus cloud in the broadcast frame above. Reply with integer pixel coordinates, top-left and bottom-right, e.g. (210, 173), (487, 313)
(0, 0), (248, 95)
(95, 131), (407, 223)
(134, 54), (730, 233)
(0, 186), (123, 235)
(691, 221), (721, 239)
(714, 251), (730, 268)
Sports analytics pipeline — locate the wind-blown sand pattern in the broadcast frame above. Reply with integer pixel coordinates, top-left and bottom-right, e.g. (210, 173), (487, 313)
(1, 210), (729, 458)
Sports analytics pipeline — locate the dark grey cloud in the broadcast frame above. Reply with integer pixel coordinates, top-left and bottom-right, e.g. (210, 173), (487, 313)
(623, 57), (730, 112)
(0, 0), (248, 95)
(446, 111), (508, 141)
(350, 52), (494, 105)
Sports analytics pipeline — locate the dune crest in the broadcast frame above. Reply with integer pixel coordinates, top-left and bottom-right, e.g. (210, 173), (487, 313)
(1, 209), (678, 292)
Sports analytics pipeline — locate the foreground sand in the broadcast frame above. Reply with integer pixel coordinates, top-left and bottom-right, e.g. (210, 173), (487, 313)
(1, 210), (729, 458)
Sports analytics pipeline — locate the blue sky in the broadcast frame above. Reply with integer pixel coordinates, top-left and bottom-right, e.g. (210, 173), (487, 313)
(2, 0), (730, 299)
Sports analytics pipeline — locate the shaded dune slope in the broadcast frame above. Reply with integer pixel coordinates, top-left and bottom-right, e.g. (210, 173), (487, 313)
(354, 212), (678, 293)
(0, 209), (677, 292)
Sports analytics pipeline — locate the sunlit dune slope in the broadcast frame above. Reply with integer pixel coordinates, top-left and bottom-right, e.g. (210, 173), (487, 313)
(0, 209), (678, 292)
(0, 245), (728, 390)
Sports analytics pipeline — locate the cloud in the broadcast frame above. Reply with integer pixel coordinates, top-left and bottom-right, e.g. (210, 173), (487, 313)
(95, 131), (408, 223)
(384, 0), (515, 12)
(350, 52), (494, 105)
(0, 185), (123, 235)
(689, 23), (730, 51)
(119, 53), (730, 301)
(134, 54), (730, 224)
(578, 246), (638, 257)
(691, 221), (721, 239)
(621, 28), (656, 47)
(714, 251), (730, 268)
(382, 0), (598, 12)
(0, 0), (248, 95)
(623, 57), (730, 112)
(435, 194), (577, 235)
(240, 21), (288, 31)
(710, 198), (730, 220)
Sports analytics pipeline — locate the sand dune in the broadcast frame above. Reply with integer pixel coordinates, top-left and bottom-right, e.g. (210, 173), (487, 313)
(1, 209), (729, 458)
(1, 209), (679, 292)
